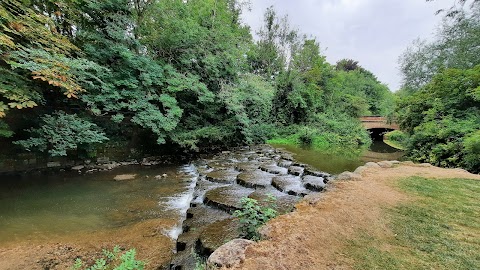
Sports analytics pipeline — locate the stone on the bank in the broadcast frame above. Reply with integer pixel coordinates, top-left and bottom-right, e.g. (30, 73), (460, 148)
(71, 165), (84, 171)
(96, 157), (109, 163)
(364, 162), (381, 168)
(353, 166), (367, 175)
(47, 161), (61, 168)
(377, 161), (394, 168)
(113, 174), (137, 181)
(336, 171), (362, 181)
(207, 239), (254, 269)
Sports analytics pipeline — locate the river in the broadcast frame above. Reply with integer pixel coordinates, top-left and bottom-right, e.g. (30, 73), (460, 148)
(0, 141), (402, 269)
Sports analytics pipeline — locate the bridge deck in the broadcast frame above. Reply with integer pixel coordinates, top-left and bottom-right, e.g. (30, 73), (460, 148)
(360, 116), (399, 130)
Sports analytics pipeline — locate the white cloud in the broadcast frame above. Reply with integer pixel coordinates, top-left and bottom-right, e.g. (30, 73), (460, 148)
(241, 0), (453, 90)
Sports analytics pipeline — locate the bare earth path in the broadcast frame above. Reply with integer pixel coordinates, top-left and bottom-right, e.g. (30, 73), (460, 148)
(233, 162), (480, 270)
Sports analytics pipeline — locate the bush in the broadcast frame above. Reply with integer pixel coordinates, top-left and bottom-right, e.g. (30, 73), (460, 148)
(385, 130), (409, 148)
(233, 196), (277, 241)
(71, 246), (145, 270)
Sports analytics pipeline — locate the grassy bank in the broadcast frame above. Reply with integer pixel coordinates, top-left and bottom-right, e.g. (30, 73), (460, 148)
(347, 176), (480, 270)
(266, 121), (372, 155)
(384, 130), (408, 150)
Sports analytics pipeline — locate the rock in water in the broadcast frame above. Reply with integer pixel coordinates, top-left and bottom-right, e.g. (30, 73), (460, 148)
(113, 174), (137, 181)
(207, 239), (254, 269)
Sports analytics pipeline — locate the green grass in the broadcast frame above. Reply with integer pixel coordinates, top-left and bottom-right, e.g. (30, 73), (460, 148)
(347, 176), (480, 270)
(267, 134), (331, 150)
(384, 139), (407, 151)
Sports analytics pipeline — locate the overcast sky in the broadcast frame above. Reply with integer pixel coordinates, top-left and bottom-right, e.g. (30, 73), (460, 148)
(241, 0), (453, 91)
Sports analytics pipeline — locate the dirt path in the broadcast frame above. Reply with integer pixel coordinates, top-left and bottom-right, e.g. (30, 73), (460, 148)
(233, 162), (480, 270)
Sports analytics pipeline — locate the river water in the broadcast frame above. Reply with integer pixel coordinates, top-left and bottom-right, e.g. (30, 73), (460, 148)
(0, 141), (402, 269)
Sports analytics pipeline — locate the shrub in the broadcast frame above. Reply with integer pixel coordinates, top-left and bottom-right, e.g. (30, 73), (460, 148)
(71, 246), (145, 270)
(233, 196), (277, 241)
(385, 130), (409, 147)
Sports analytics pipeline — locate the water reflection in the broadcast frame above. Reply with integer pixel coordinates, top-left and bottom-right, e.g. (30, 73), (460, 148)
(271, 140), (404, 174)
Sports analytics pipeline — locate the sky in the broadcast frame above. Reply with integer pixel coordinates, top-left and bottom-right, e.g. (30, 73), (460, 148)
(241, 0), (453, 91)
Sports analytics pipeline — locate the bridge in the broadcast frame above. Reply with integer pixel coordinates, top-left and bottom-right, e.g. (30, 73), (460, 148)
(360, 116), (399, 140)
(360, 116), (399, 130)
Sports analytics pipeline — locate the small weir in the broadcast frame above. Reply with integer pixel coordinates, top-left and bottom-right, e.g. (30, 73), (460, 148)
(168, 145), (332, 270)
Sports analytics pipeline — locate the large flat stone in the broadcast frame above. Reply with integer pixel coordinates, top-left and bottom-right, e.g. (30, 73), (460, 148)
(259, 164), (288, 175)
(302, 175), (326, 191)
(236, 170), (275, 188)
(198, 218), (240, 256)
(272, 175), (310, 196)
(248, 188), (300, 214)
(288, 166), (304, 176)
(183, 205), (231, 233)
(234, 162), (260, 172)
(204, 186), (254, 213)
(206, 169), (240, 184)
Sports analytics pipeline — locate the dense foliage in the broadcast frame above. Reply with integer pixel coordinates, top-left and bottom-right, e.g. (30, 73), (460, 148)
(0, 0), (394, 158)
(397, 3), (480, 173)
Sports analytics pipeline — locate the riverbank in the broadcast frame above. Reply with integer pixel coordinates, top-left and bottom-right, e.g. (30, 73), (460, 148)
(228, 162), (480, 270)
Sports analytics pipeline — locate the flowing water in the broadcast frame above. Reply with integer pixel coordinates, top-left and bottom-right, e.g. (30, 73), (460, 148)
(0, 140), (403, 269)
(0, 165), (196, 244)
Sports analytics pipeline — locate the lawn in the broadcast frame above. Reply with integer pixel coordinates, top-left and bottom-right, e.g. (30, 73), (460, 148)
(347, 176), (480, 270)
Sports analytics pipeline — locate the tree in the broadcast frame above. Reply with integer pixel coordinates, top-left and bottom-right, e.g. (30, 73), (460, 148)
(397, 66), (480, 172)
(399, 5), (480, 92)
(15, 111), (108, 156)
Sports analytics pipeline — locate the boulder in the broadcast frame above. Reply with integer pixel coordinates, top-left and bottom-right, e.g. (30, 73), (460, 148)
(353, 166), (367, 175)
(364, 162), (381, 168)
(336, 171), (362, 181)
(377, 161), (394, 168)
(207, 239), (254, 269)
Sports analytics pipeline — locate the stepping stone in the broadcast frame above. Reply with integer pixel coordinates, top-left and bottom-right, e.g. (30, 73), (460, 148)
(183, 205), (231, 233)
(302, 175), (326, 191)
(191, 179), (223, 205)
(234, 162), (260, 172)
(204, 186), (254, 213)
(259, 164), (288, 175)
(248, 187), (300, 214)
(272, 175), (310, 196)
(206, 169), (240, 184)
(207, 159), (235, 170)
(304, 167), (331, 178)
(281, 153), (294, 161)
(197, 218), (240, 256)
(288, 166), (304, 176)
(278, 159), (293, 168)
(236, 170), (276, 188)
(292, 162), (307, 167)
(169, 248), (197, 270)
